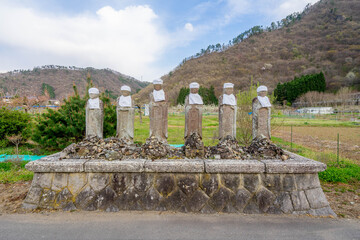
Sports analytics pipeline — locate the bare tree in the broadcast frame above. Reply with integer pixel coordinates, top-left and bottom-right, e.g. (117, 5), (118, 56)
(7, 134), (23, 158)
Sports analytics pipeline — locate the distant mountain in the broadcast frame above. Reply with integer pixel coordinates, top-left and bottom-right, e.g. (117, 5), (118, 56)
(134, 0), (360, 105)
(0, 65), (149, 100)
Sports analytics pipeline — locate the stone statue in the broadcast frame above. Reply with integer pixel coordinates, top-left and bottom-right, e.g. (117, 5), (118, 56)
(86, 87), (104, 138)
(219, 83), (237, 140)
(185, 82), (203, 140)
(252, 85), (271, 140)
(149, 79), (168, 143)
(116, 85), (134, 143)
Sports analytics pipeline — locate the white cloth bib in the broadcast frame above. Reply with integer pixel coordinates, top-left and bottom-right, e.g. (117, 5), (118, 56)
(257, 96), (272, 107)
(189, 93), (203, 105)
(222, 94), (236, 106)
(153, 89), (165, 102)
(88, 98), (100, 109)
(119, 95), (132, 107)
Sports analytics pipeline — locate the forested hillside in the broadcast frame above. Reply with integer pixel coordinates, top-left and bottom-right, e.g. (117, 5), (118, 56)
(135, 0), (360, 105)
(0, 66), (149, 100)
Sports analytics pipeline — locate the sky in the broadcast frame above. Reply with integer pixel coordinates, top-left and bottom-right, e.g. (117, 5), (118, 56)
(0, 0), (318, 81)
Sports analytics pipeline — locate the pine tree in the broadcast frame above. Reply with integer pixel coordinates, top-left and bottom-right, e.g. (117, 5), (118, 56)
(33, 79), (116, 150)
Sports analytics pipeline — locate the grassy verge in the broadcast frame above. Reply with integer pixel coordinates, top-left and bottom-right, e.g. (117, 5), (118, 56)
(0, 160), (34, 183)
(272, 137), (360, 183)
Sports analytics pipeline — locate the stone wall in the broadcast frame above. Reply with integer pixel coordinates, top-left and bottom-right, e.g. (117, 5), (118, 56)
(23, 152), (336, 216)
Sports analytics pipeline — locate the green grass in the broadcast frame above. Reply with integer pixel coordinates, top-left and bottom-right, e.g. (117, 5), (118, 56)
(0, 160), (34, 183)
(272, 136), (360, 183)
(0, 169), (34, 183)
(134, 115), (219, 146)
(0, 145), (57, 155)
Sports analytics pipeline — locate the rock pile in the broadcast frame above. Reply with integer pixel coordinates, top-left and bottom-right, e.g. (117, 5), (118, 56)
(183, 132), (205, 158)
(206, 135), (245, 159)
(60, 136), (140, 160)
(140, 137), (170, 160)
(246, 136), (287, 159)
(59, 135), (288, 161)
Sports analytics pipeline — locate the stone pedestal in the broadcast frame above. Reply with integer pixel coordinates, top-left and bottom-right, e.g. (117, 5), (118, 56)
(185, 96), (203, 140)
(23, 152), (336, 217)
(219, 95), (237, 140)
(86, 100), (104, 138)
(149, 93), (168, 143)
(116, 98), (134, 143)
(252, 98), (271, 140)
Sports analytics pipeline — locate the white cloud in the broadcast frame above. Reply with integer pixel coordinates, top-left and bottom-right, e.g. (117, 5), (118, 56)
(222, 0), (319, 21)
(225, 0), (250, 22)
(0, 3), (170, 81)
(184, 23), (194, 32)
(275, 0), (319, 18)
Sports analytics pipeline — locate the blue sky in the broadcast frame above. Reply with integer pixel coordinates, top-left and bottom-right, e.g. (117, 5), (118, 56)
(0, 0), (318, 81)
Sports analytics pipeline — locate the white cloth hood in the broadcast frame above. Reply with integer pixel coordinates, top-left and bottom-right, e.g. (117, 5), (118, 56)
(121, 85), (131, 92)
(88, 98), (100, 109)
(153, 89), (165, 102)
(189, 93), (203, 105)
(89, 88), (99, 94)
(222, 94), (236, 106)
(189, 82), (200, 89)
(223, 83), (234, 88)
(153, 79), (163, 85)
(257, 85), (268, 93)
(257, 96), (272, 107)
(119, 95), (132, 107)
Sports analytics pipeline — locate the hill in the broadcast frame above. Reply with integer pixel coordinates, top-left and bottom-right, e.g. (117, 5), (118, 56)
(134, 0), (360, 105)
(0, 66), (149, 100)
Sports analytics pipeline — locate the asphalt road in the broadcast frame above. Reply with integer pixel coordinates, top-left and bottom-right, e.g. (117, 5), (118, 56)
(0, 212), (359, 240)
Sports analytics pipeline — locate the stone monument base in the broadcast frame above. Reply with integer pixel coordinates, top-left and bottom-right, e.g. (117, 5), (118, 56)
(23, 152), (336, 216)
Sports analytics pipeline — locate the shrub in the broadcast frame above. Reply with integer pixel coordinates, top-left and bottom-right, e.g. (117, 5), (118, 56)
(236, 81), (258, 145)
(33, 85), (116, 150)
(0, 108), (31, 147)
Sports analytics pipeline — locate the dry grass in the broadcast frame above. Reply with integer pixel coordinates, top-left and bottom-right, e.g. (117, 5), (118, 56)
(272, 126), (360, 163)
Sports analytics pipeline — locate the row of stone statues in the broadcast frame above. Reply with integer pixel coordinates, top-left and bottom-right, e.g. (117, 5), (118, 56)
(85, 80), (272, 143)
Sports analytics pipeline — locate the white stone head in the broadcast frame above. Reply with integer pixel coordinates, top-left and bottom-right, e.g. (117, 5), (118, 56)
(153, 79), (163, 91)
(88, 88), (100, 99)
(121, 85), (131, 96)
(190, 82), (200, 94)
(257, 85), (268, 97)
(223, 83), (234, 95)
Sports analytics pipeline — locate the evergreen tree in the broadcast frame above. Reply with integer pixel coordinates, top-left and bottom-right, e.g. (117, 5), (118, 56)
(274, 72), (326, 104)
(33, 79), (116, 150)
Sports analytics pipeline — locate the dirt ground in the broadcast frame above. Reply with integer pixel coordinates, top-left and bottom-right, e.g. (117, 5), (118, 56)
(273, 126), (360, 163)
(0, 181), (359, 219)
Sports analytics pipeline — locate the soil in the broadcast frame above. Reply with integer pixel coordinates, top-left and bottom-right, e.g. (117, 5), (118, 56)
(322, 182), (360, 219)
(0, 181), (31, 214)
(1, 181), (359, 219)
(273, 126), (360, 163)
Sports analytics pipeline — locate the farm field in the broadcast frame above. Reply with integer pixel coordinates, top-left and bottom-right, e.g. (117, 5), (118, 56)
(272, 125), (360, 163)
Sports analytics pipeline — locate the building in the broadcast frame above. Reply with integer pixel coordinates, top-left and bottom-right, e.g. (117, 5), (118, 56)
(296, 107), (334, 114)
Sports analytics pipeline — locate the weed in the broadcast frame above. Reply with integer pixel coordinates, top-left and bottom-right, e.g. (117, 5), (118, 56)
(0, 160), (33, 183)
(0, 169), (33, 183)
(272, 137), (360, 183)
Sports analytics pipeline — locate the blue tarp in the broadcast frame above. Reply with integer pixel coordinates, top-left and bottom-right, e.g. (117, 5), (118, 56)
(0, 154), (46, 162)
(169, 144), (184, 148)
